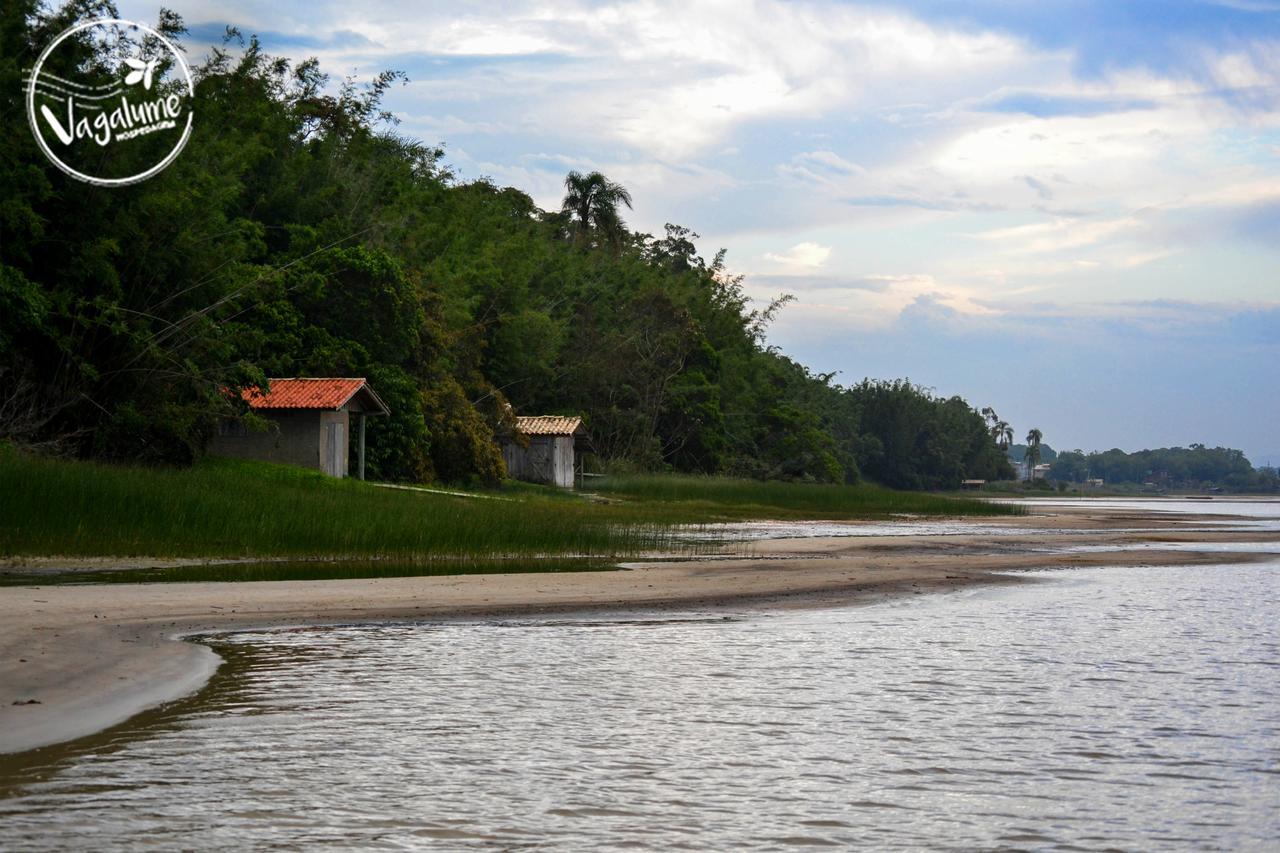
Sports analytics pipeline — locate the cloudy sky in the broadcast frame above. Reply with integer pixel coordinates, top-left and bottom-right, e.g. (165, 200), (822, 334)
(123, 0), (1280, 464)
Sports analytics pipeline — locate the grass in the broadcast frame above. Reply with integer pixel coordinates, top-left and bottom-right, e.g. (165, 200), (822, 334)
(0, 447), (1020, 567)
(591, 473), (1021, 519)
(0, 451), (658, 560)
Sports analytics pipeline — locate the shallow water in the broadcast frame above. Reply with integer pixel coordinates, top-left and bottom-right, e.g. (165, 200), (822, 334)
(678, 497), (1280, 544)
(673, 519), (1057, 543)
(1004, 496), (1280, 520)
(3, 556), (1278, 849)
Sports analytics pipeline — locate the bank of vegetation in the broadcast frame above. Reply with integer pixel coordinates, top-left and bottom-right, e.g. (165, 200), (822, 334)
(1, 4), (1013, 492)
(0, 449), (1018, 566)
(1049, 446), (1279, 494)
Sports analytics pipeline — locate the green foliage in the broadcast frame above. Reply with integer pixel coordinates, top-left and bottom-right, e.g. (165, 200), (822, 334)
(593, 473), (1021, 518)
(420, 377), (506, 485)
(847, 380), (1014, 489)
(1, 4), (1020, 492)
(0, 450), (1017, 562)
(1050, 445), (1275, 493)
(0, 450), (650, 559)
(561, 170), (633, 250)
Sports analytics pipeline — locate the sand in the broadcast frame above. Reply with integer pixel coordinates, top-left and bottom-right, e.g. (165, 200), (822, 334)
(2, 504), (1276, 755)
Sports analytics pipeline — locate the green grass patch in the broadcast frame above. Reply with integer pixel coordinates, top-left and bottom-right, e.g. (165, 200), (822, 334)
(591, 473), (1021, 519)
(0, 450), (660, 560)
(0, 448), (1018, 562)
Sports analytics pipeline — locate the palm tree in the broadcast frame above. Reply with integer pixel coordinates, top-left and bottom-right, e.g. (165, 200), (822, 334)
(1025, 427), (1043, 481)
(997, 421), (1013, 452)
(561, 170), (633, 250)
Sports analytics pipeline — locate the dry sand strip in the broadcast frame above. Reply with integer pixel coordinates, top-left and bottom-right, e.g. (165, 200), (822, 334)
(2, 510), (1277, 755)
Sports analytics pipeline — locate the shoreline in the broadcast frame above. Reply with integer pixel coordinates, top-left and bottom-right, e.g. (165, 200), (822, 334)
(3, 506), (1278, 756)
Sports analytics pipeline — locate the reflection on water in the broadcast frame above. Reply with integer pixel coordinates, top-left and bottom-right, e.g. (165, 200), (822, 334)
(673, 519), (1058, 542)
(678, 498), (1280, 544)
(1047, 541), (1280, 554)
(1005, 496), (1280, 519)
(2, 561), (1277, 850)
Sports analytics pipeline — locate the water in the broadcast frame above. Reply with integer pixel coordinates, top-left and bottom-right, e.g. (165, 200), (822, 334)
(680, 497), (1280, 544)
(1002, 496), (1280, 520)
(2, 509), (1279, 850)
(674, 519), (1060, 543)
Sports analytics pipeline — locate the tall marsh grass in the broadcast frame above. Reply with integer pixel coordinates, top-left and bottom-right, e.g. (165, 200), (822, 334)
(0, 451), (658, 559)
(592, 473), (1021, 519)
(0, 449), (1018, 561)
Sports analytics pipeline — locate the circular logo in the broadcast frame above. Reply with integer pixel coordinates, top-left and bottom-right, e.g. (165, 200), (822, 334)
(26, 18), (194, 187)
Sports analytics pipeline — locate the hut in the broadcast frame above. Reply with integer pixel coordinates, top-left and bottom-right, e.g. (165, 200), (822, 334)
(210, 378), (390, 479)
(502, 416), (586, 488)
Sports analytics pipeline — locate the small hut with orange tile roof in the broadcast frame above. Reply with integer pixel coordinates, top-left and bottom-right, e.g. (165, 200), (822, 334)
(211, 378), (389, 479)
(502, 415), (586, 488)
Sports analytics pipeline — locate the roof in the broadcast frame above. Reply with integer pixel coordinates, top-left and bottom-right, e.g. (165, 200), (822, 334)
(514, 415), (584, 436)
(240, 378), (389, 415)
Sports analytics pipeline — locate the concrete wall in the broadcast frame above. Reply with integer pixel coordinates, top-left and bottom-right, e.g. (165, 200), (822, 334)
(211, 410), (321, 470)
(210, 409), (351, 477)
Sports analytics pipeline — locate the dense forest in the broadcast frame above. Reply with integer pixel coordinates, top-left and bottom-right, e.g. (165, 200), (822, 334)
(1050, 446), (1279, 493)
(1, 3), (1016, 489)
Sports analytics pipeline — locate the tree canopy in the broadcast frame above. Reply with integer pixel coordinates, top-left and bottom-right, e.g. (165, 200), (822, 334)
(1050, 446), (1277, 492)
(1, 3), (1018, 489)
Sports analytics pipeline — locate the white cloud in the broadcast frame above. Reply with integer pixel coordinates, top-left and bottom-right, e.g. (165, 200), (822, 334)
(139, 0), (1280, 309)
(972, 216), (1144, 254)
(764, 241), (832, 269)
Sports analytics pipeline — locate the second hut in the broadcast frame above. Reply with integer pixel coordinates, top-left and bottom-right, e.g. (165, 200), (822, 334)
(502, 416), (586, 488)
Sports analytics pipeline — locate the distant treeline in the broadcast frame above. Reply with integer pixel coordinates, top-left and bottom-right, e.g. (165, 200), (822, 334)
(1050, 446), (1279, 493)
(0, 3), (1012, 489)
(1007, 444), (1058, 464)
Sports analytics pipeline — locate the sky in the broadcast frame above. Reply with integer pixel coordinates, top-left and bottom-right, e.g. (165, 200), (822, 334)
(120, 0), (1280, 465)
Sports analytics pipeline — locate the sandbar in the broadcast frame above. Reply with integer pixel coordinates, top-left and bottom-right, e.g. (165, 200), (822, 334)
(2, 504), (1276, 755)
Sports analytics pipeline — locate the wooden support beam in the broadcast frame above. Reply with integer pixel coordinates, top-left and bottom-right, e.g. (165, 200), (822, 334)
(358, 413), (367, 481)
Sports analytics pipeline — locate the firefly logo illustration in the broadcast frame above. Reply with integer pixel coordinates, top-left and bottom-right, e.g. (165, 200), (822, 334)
(26, 18), (194, 186)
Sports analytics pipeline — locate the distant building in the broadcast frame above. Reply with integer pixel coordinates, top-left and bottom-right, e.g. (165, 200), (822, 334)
(960, 479), (986, 490)
(211, 378), (389, 478)
(1014, 458), (1054, 481)
(502, 416), (586, 488)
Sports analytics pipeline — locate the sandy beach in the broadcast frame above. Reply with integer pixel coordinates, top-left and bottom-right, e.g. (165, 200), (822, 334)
(3, 504), (1277, 756)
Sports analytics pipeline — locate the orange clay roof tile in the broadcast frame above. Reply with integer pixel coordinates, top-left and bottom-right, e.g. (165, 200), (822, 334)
(241, 378), (385, 412)
(514, 415), (584, 436)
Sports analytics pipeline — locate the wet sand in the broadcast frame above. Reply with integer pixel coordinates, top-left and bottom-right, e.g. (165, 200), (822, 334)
(2, 505), (1277, 755)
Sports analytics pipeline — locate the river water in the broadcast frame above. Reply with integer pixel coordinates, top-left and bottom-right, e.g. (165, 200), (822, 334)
(2, 502), (1278, 850)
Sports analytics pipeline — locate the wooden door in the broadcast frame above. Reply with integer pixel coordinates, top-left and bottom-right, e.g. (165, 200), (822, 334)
(326, 421), (344, 477)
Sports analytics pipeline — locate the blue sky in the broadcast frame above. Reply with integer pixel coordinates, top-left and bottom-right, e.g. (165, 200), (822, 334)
(123, 0), (1280, 464)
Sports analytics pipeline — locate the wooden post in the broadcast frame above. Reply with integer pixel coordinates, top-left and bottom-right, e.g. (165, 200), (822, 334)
(358, 413), (367, 480)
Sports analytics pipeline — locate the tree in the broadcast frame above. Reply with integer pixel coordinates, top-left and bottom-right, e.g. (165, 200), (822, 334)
(998, 421), (1014, 453)
(561, 170), (633, 251)
(1025, 428), (1044, 481)
(0, 6), (1042, 490)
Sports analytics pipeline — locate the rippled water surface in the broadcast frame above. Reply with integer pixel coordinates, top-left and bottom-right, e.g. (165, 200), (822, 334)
(680, 497), (1280, 544)
(5, 558), (1279, 850)
(674, 519), (1056, 543)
